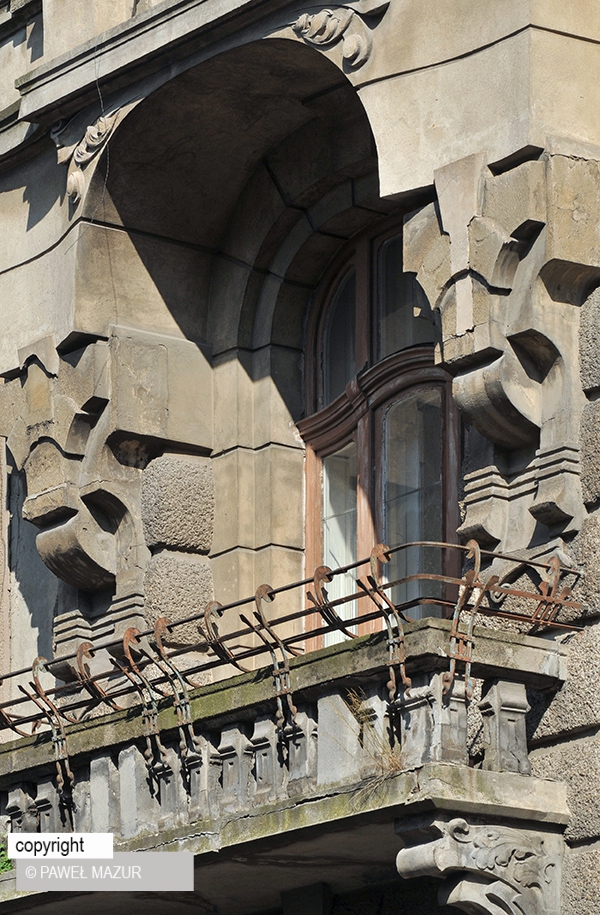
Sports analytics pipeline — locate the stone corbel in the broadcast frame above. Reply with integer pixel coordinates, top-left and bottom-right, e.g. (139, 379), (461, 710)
(0, 326), (214, 660)
(396, 814), (562, 915)
(404, 151), (594, 548)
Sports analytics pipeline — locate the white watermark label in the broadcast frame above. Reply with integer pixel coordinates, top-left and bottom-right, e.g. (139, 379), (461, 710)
(16, 852), (193, 891)
(8, 833), (113, 859)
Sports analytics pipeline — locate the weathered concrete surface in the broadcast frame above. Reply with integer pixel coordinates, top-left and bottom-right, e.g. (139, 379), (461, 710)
(562, 846), (600, 915)
(567, 519), (600, 618)
(528, 623), (600, 742)
(531, 733), (600, 842)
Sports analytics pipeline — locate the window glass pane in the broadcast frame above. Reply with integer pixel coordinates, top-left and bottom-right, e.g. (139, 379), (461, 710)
(323, 268), (356, 404)
(322, 441), (357, 644)
(379, 234), (435, 358)
(384, 389), (443, 618)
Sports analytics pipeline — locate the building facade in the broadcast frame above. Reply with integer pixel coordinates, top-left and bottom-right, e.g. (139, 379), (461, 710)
(0, 0), (599, 912)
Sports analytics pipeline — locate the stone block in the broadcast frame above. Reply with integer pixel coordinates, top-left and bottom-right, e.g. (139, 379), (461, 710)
(89, 754), (118, 834)
(43, 0), (133, 60)
(252, 347), (304, 448)
(397, 672), (468, 770)
(531, 733), (600, 842)
(208, 258), (253, 355)
(272, 284), (311, 349)
(254, 444), (304, 551)
(158, 745), (187, 831)
(71, 770), (91, 833)
(141, 453), (214, 553)
(74, 226), (213, 351)
(143, 550), (213, 646)
(212, 449), (256, 554)
(286, 707), (318, 796)
(363, 31), (531, 200)
(109, 327), (213, 451)
(213, 352), (254, 453)
(36, 777), (70, 833)
(545, 155), (600, 284)
(285, 231), (343, 287)
(265, 119), (335, 208)
(217, 725), (253, 813)
(528, 623), (600, 742)
(479, 679), (531, 775)
(484, 159), (546, 237)
(317, 691), (361, 786)
(562, 846), (600, 915)
(248, 717), (285, 802)
(118, 744), (158, 839)
(210, 547), (257, 608)
(221, 162), (286, 265)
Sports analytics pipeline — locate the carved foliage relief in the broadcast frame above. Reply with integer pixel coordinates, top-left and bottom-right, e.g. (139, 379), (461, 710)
(396, 815), (562, 915)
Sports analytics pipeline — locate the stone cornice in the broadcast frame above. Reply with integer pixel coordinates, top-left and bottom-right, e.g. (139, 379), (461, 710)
(14, 0), (305, 124)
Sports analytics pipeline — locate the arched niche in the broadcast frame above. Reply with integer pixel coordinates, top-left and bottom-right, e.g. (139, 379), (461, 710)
(75, 36), (394, 621)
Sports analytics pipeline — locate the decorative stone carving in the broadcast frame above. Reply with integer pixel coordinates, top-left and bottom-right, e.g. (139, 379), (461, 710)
(0, 327), (213, 658)
(404, 151), (600, 551)
(396, 814), (562, 915)
(247, 716), (285, 802)
(291, 0), (389, 69)
(51, 109), (120, 204)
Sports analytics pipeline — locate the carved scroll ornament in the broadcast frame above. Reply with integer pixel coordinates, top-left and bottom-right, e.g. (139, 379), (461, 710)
(51, 109), (120, 204)
(396, 815), (562, 915)
(291, 0), (389, 68)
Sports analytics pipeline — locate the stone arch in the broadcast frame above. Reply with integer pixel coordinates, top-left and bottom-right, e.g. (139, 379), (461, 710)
(68, 38), (395, 610)
(4, 35), (408, 659)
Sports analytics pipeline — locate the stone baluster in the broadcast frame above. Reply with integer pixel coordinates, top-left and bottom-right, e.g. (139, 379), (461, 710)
(478, 678), (531, 775)
(395, 671), (468, 769)
(286, 708), (318, 797)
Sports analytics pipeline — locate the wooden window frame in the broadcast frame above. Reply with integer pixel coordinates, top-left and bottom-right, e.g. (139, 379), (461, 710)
(298, 217), (460, 646)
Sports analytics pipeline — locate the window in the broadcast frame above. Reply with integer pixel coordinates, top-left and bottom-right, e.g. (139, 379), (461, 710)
(299, 218), (458, 640)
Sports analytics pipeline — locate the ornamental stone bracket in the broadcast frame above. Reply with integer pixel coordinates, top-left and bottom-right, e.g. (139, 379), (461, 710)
(404, 150), (600, 551)
(286, 0), (389, 70)
(0, 326), (214, 660)
(396, 814), (563, 915)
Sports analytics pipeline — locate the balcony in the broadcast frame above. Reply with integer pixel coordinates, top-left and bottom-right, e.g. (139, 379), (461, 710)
(0, 541), (579, 914)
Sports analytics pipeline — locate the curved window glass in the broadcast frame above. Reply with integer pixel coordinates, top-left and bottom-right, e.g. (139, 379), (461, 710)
(299, 217), (456, 642)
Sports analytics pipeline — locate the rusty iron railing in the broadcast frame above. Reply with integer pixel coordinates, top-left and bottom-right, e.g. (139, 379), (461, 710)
(0, 540), (583, 785)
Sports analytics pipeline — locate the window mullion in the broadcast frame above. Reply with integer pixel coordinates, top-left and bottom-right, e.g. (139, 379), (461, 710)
(355, 238), (370, 371)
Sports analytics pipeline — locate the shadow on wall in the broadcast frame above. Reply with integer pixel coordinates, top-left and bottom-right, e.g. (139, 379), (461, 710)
(82, 39), (390, 421)
(8, 463), (57, 661)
